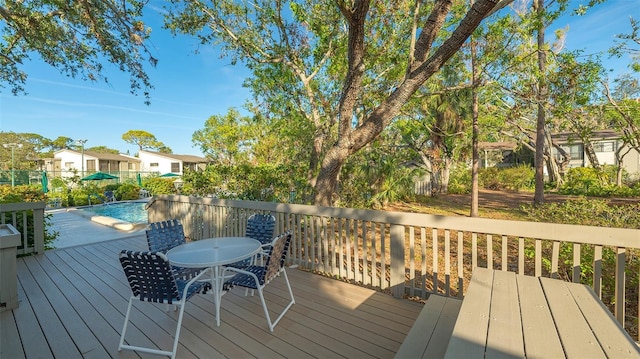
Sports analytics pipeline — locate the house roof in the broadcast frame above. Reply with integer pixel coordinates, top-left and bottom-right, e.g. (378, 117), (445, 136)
(551, 130), (620, 144)
(478, 141), (517, 150)
(54, 149), (140, 162)
(140, 150), (209, 163)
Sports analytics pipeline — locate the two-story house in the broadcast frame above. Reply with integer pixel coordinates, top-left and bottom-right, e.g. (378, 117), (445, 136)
(52, 149), (141, 179)
(137, 150), (209, 175)
(552, 130), (640, 175)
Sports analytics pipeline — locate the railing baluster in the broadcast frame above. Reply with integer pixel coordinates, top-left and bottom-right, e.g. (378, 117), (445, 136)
(432, 228), (439, 294)
(487, 234), (493, 270)
(518, 237), (524, 275)
(421, 227), (427, 299)
(457, 232), (464, 298)
(551, 241), (560, 279)
(472, 232), (478, 269)
(615, 247), (626, 325)
(593, 245), (602, 298)
(535, 239), (542, 277)
(573, 243), (581, 283)
(362, 221), (369, 286)
(445, 229), (451, 297)
(409, 227), (415, 297)
(501, 235), (508, 271)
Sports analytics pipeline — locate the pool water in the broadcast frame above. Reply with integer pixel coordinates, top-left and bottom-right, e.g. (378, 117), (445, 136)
(81, 201), (148, 223)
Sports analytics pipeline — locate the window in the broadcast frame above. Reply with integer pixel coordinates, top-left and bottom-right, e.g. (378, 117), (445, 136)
(64, 162), (74, 168)
(150, 162), (159, 167)
(171, 162), (180, 172)
(593, 141), (615, 152)
(557, 144), (584, 161)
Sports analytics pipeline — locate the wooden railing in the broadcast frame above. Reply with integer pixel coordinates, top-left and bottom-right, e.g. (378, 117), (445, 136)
(0, 202), (46, 256)
(148, 195), (640, 339)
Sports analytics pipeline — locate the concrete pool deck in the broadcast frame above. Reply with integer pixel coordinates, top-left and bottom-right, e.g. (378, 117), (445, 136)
(48, 208), (147, 249)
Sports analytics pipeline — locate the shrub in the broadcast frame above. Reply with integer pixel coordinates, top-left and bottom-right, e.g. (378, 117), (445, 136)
(114, 183), (141, 200)
(558, 166), (640, 197)
(522, 198), (640, 306)
(0, 184), (57, 250)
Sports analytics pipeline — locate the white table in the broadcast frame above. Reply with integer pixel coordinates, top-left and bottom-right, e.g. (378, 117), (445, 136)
(166, 236), (261, 326)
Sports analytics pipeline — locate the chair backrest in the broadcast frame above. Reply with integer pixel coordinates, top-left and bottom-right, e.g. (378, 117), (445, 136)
(119, 250), (180, 304)
(263, 231), (292, 282)
(246, 213), (276, 245)
(146, 219), (185, 253)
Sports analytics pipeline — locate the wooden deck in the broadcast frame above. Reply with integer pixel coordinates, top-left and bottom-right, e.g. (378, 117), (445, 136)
(1, 235), (422, 358)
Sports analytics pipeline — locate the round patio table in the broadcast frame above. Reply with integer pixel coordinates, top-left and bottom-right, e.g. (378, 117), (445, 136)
(166, 236), (261, 326)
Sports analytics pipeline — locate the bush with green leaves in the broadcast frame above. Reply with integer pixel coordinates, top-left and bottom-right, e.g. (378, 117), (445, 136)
(558, 166), (640, 197)
(448, 165), (535, 194)
(0, 184), (57, 250)
(522, 198), (640, 308)
(178, 164), (306, 203)
(114, 183), (142, 200)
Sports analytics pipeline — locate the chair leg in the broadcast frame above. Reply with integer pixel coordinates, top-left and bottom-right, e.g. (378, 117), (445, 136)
(118, 296), (135, 351)
(119, 296), (185, 359)
(256, 268), (295, 332)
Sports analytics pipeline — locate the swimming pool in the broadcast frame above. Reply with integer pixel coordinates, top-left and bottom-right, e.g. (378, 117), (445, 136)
(74, 200), (149, 231)
(82, 201), (148, 223)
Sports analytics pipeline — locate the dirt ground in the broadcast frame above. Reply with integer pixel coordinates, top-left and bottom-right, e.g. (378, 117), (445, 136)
(439, 189), (639, 210)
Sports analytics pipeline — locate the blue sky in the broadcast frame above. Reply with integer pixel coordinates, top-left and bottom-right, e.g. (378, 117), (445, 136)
(0, 1), (638, 157)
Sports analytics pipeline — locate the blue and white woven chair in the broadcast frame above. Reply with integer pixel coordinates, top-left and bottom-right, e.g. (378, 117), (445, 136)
(118, 250), (211, 359)
(229, 213), (276, 268)
(146, 219), (186, 253)
(222, 231), (294, 332)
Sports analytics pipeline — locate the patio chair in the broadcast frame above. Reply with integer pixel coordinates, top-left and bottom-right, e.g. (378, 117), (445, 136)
(228, 213), (276, 268)
(104, 190), (116, 202)
(222, 230), (294, 332)
(118, 250), (211, 359)
(146, 219), (202, 281)
(146, 219), (186, 253)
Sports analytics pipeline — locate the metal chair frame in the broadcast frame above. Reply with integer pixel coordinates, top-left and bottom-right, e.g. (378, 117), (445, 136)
(222, 231), (294, 332)
(118, 250), (210, 359)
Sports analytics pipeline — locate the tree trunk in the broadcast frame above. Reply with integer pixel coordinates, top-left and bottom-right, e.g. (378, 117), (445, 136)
(583, 140), (601, 170)
(533, 0), (546, 206)
(314, 0), (500, 206)
(543, 128), (563, 186)
(470, 25), (479, 217)
(441, 157), (452, 194)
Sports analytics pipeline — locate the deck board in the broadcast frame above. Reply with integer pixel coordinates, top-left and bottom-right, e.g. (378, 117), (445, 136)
(3, 235), (421, 358)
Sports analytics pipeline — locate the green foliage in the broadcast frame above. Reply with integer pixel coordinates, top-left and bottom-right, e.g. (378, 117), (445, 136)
(114, 183), (142, 200)
(522, 197), (640, 305)
(121, 130), (170, 152)
(0, 185), (57, 250)
(559, 166), (640, 197)
(522, 197), (640, 228)
(0, 1), (155, 102)
(143, 177), (180, 195)
(181, 164), (305, 202)
(448, 166), (535, 193)
(447, 165), (472, 194)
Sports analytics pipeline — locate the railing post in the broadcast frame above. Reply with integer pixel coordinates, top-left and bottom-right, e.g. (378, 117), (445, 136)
(0, 224), (20, 312)
(33, 207), (45, 254)
(389, 224), (405, 298)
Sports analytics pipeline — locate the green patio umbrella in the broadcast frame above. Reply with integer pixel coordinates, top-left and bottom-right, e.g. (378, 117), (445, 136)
(41, 171), (48, 193)
(137, 173), (143, 186)
(160, 172), (180, 178)
(81, 172), (119, 181)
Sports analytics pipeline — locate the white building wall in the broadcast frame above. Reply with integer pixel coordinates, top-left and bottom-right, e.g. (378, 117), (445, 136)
(138, 151), (182, 175)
